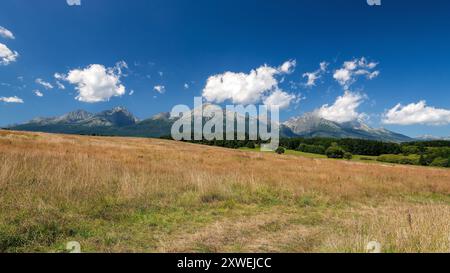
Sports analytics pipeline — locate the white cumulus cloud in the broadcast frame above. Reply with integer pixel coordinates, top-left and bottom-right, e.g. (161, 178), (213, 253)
(54, 73), (65, 80)
(0, 96), (24, 103)
(35, 78), (54, 90)
(0, 26), (15, 39)
(333, 57), (379, 89)
(154, 85), (166, 94)
(34, 90), (44, 97)
(55, 81), (66, 90)
(303, 61), (328, 87)
(383, 101), (450, 126)
(58, 63), (126, 103)
(67, 0), (81, 6)
(278, 59), (297, 74)
(263, 89), (296, 109)
(333, 68), (352, 87)
(0, 43), (19, 65)
(315, 91), (366, 123)
(202, 61), (296, 108)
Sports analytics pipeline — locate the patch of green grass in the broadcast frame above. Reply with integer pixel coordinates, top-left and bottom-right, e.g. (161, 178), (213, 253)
(284, 149), (327, 158)
(200, 192), (227, 204)
(296, 194), (320, 208)
(239, 147), (326, 158)
(0, 212), (93, 253)
(404, 192), (450, 205)
(259, 221), (284, 232)
(240, 147), (389, 165)
(289, 210), (325, 226)
(193, 242), (219, 253)
(353, 155), (378, 161)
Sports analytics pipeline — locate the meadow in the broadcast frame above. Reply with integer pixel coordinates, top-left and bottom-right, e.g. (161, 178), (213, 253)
(0, 130), (449, 253)
(240, 147), (380, 162)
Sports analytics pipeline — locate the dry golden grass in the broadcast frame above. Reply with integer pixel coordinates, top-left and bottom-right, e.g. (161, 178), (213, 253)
(0, 130), (449, 253)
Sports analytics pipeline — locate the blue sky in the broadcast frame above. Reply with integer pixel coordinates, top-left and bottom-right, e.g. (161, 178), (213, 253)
(0, 0), (449, 137)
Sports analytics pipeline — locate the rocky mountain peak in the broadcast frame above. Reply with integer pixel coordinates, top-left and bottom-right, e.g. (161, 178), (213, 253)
(59, 110), (94, 123)
(95, 107), (138, 127)
(151, 112), (171, 121)
(11, 108), (413, 142)
(283, 112), (412, 142)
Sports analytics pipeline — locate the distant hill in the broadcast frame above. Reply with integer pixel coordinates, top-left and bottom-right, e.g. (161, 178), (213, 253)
(9, 107), (413, 142)
(10, 107), (174, 138)
(283, 113), (412, 142)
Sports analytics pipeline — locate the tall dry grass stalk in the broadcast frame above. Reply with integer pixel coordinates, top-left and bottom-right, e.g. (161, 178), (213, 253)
(0, 130), (449, 252)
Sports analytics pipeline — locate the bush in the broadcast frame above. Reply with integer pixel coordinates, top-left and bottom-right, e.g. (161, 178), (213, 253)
(399, 158), (418, 165)
(343, 152), (353, 160)
(429, 157), (449, 167)
(377, 154), (420, 165)
(246, 142), (256, 149)
(325, 144), (346, 159)
(275, 147), (285, 155)
(419, 154), (428, 166)
(296, 144), (326, 155)
(424, 147), (450, 164)
(401, 145), (420, 156)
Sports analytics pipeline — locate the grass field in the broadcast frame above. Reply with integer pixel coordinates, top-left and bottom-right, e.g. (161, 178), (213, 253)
(1, 130), (450, 253)
(240, 147), (380, 161)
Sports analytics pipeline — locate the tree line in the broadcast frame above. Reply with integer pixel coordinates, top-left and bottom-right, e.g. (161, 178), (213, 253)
(172, 135), (450, 168)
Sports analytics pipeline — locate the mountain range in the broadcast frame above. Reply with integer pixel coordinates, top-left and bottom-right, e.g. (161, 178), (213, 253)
(283, 113), (412, 142)
(415, 135), (450, 141)
(7, 106), (413, 142)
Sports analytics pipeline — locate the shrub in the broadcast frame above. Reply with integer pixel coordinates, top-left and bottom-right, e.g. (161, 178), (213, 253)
(424, 147), (450, 164)
(419, 154), (428, 166)
(296, 144), (326, 155)
(296, 144), (306, 152)
(378, 155), (398, 164)
(343, 152), (353, 160)
(377, 154), (420, 165)
(246, 142), (256, 149)
(275, 147), (285, 155)
(399, 158), (418, 165)
(325, 144), (346, 159)
(429, 157), (449, 168)
(401, 145), (420, 156)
